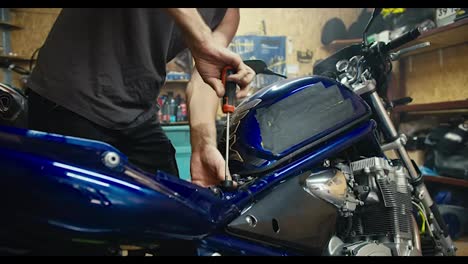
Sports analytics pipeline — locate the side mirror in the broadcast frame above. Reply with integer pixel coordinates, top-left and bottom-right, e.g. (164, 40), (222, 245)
(244, 60), (287, 79)
(362, 8), (382, 46)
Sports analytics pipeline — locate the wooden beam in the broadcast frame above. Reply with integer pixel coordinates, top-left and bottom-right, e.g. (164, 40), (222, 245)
(393, 100), (468, 113)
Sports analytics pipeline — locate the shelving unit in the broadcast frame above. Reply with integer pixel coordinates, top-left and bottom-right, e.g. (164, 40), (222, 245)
(399, 18), (468, 58)
(0, 21), (22, 30)
(393, 100), (468, 113)
(424, 174), (468, 188)
(165, 79), (189, 84)
(160, 78), (190, 127)
(389, 18), (468, 193)
(161, 121), (189, 126)
(0, 54), (33, 62)
(323, 18), (468, 55)
(390, 18), (468, 124)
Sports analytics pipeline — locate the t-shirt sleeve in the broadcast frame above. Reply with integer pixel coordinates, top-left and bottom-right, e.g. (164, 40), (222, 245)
(167, 8), (228, 61)
(205, 8), (228, 31)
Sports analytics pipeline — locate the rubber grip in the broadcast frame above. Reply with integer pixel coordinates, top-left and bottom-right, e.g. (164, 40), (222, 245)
(385, 27), (421, 52)
(222, 66), (236, 114)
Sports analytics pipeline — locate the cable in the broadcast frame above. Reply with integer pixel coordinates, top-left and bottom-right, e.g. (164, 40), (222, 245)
(414, 202), (431, 236)
(419, 210), (426, 234)
(29, 47), (41, 73)
(412, 200), (434, 238)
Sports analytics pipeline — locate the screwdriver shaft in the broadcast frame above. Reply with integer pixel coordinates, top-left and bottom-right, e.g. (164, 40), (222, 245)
(225, 113), (230, 179)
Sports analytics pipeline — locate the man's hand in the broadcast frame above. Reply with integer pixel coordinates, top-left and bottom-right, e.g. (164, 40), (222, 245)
(188, 121), (231, 187)
(190, 41), (254, 99)
(190, 145), (227, 187)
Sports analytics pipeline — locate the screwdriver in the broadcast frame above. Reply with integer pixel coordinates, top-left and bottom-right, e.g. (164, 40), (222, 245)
(221, 66), (237, 189)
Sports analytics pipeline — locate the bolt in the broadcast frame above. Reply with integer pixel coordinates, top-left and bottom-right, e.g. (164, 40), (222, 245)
(418, 192), (424, 200)
(400, 134), (408, 145)
(209, 186), (220, 195)
(102, 151), (120, 168)
(232, 174), (240, 182)
(323, 159), (331, 167)
(245, 215), (257, 227)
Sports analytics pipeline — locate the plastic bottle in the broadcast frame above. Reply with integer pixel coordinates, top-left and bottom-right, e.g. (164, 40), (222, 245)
(157, 96), (164, 122)
(176, 105), (183, 122)
(163, 95), (171, 123)
(180, 100), (187, 121)
(174, 94), (182, 121)
(168, 92), (176, 123)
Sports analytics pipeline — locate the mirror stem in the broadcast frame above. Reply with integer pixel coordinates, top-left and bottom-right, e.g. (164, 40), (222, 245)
(264, 69), (287, 79)
(362, 8), (382, 47)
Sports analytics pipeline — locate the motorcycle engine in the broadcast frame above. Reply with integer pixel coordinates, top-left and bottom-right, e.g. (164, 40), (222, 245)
(307, 157), (421, 256)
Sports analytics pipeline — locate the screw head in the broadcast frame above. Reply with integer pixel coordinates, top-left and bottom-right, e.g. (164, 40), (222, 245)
(245, 215), (257, 227)
(232, 174), (240, 182)
(103, 151), (120, 168)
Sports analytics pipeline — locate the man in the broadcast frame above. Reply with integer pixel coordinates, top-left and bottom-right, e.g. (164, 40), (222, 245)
(27, 8), (254, 187)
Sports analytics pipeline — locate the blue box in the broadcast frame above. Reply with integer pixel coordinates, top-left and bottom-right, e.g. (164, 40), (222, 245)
(229, 35), (287, 89)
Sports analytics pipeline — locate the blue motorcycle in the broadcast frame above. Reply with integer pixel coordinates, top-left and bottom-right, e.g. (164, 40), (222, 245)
(0, 9), (456, 256)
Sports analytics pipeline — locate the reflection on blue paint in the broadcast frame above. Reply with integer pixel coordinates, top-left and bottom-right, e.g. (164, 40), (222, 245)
(53, 162), (141, 190)
(65, 172), (110, 187)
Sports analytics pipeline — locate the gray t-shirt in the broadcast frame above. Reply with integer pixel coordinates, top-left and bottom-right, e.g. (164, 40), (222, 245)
(28, 8), (227, 129)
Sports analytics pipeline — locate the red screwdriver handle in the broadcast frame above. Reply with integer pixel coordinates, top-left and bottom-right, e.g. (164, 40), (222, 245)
(222, 66), (237, 114)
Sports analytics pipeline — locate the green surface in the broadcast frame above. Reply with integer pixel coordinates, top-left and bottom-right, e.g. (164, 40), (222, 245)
(162, 125), (191, 181)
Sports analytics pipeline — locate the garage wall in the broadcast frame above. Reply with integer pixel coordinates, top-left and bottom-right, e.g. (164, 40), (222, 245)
(402, 44), (468, 104)
(8, 8), (61, 88)
(6, 8), (361, 85)
(10, 8), (61, 57)
(237, 8), (362, 77)
(6, 8), (467, 106)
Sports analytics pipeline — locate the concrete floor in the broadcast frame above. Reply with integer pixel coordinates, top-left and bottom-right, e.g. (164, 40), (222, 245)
(455, 237), (468, 256)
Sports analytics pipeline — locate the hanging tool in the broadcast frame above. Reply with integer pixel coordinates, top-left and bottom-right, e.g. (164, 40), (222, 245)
(221, 66), (237, 190)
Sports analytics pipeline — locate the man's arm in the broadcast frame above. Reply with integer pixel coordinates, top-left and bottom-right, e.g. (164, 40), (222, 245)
(185, 8), (247, 187)
(164, 8), (254, 98)
(164, 8), (214, 52)
(188, 8), (241, 130)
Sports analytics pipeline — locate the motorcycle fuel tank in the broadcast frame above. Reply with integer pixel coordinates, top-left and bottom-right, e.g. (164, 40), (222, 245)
(220, 76), (371, 176)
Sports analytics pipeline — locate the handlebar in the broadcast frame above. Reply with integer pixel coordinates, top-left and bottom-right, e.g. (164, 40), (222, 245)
(0, 60), (30, 75)
(383, 27), (421, 53)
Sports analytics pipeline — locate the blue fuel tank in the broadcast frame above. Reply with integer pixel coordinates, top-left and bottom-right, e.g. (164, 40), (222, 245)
(220, 76), (372, 176)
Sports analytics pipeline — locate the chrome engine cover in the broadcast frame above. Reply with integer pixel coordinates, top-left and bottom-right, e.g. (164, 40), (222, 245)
(303, 167), (360, 216)
(325, 236), (392, 256)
